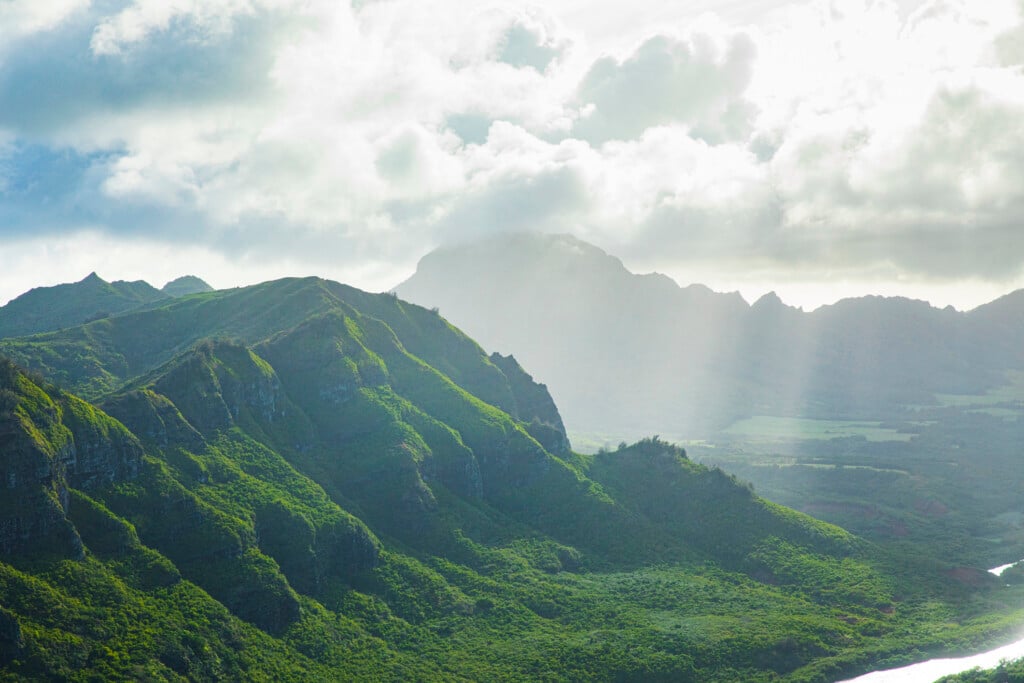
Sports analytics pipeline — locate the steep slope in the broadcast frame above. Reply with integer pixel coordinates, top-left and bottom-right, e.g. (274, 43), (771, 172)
(0, 273), (168, 338)
(395, 233), (751, 437)
(395, 233), (1021, 438)
(0, 360), (448, 680)
(1, 280), (1019, 681)
(967, 289), (1024, 371)
(0, 359), (963, 683)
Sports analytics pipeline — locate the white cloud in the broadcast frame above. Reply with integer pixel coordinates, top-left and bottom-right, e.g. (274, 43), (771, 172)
(89, 0), (272, 56)
(2, 0), (1024, 309)
(0, 0), (87, 42)
(375, 124), (464, 198)
(496, 11), (570, 72)
(101, 152), (199, 205)
(573, 28), (758, 144)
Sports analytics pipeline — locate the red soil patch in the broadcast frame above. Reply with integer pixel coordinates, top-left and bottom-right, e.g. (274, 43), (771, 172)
(943, 567), (992, 587)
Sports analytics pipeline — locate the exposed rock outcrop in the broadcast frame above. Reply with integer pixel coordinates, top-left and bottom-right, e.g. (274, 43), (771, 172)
(61, 395), (143, 490)
(0, 362), (143, 560)
(490, 352), (571, 455)
(0, 369), (83, 559)
(152, 341), (286, 435)
(0, 607), (24, 665)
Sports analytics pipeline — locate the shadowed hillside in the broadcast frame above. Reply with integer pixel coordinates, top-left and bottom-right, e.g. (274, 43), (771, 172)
(0, 278), (1021, 681)
(395, 233), (1024, 439)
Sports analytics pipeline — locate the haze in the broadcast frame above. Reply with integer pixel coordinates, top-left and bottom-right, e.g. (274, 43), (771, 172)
(3, 0), (1024, 310)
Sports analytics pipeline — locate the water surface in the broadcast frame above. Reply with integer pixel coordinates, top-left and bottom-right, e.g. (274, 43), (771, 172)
(838, 559), (1024, 682)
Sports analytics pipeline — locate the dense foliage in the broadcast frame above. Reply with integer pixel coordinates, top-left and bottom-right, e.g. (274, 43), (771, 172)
(938, 659), (1024, 682)
(1, 277), (1023, 681)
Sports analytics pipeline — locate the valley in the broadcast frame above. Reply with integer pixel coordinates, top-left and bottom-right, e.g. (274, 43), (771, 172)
(0, 269), (1021, 681)
(393, 233), (1024, 681)
(4, 2), (1022, 680)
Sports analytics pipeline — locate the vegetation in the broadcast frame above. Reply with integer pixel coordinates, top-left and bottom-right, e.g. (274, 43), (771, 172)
(0, 273), (168, 339)
(1, 277), (1023, 681)
(938, 659), (1024, 682)
(691, 396), (1024, 568)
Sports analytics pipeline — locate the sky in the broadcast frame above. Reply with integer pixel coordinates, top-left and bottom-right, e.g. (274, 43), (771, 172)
(1, 0), (1023, 310)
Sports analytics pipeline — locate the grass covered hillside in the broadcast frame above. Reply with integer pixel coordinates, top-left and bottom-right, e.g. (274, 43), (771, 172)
(1, 278), (1023, 681)
(0, 273), (167, 339)
(0, 273), (214, 341)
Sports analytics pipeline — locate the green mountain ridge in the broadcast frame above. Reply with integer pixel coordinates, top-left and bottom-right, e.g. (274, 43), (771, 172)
(0, 277), (1021, 681)
(161, 276), (215, 298)
(0, 273), (214, 340)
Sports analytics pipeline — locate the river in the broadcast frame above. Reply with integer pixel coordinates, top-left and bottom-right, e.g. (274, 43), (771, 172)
(837, 560), (1024, 683)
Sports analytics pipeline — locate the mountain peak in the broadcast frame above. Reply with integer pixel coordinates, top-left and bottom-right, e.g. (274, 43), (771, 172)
(0, 274), (166, 338)
(756, 290), (797, 309)
(753, 290), (782, 307)
(424, 232), (624, 271)
(162, 275), (214, 297)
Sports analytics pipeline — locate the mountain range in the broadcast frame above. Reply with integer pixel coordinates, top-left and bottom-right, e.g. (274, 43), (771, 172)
(395, 233), (1024, 439)
(0, 273), (213, 339)
(0, 274), (1014, 681)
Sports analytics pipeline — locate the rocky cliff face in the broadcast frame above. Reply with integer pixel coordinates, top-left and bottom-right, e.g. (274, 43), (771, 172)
(61, 395), (143, 490)
(151, 341), (286, 435)
(0, 362), (142, 559)
(0, 607), (23, 665)
(0, 367), (82, 559)
(489, 352), (571, 455)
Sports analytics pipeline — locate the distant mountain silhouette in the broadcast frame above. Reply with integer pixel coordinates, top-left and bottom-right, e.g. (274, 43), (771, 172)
(395, 233), (1024, 438)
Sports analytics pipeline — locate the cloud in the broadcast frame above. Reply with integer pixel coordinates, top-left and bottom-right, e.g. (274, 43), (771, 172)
(436, 123), (592, 240)
(773, 75), (1024, 278)
(375, 124), (463, 198)
(0, 0), (88, 45)
(444, 113), (493, 146)
(88, 0), (268, 56)
(994, 0), (1024, 66)
(572, 30), (758, 144)
(1, 0), (1024, 310)
(496, 13), (569, 72)
(615, 72), (1024, 285)
(0, 2), (294, 140)
(438, 163), (589, 240)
